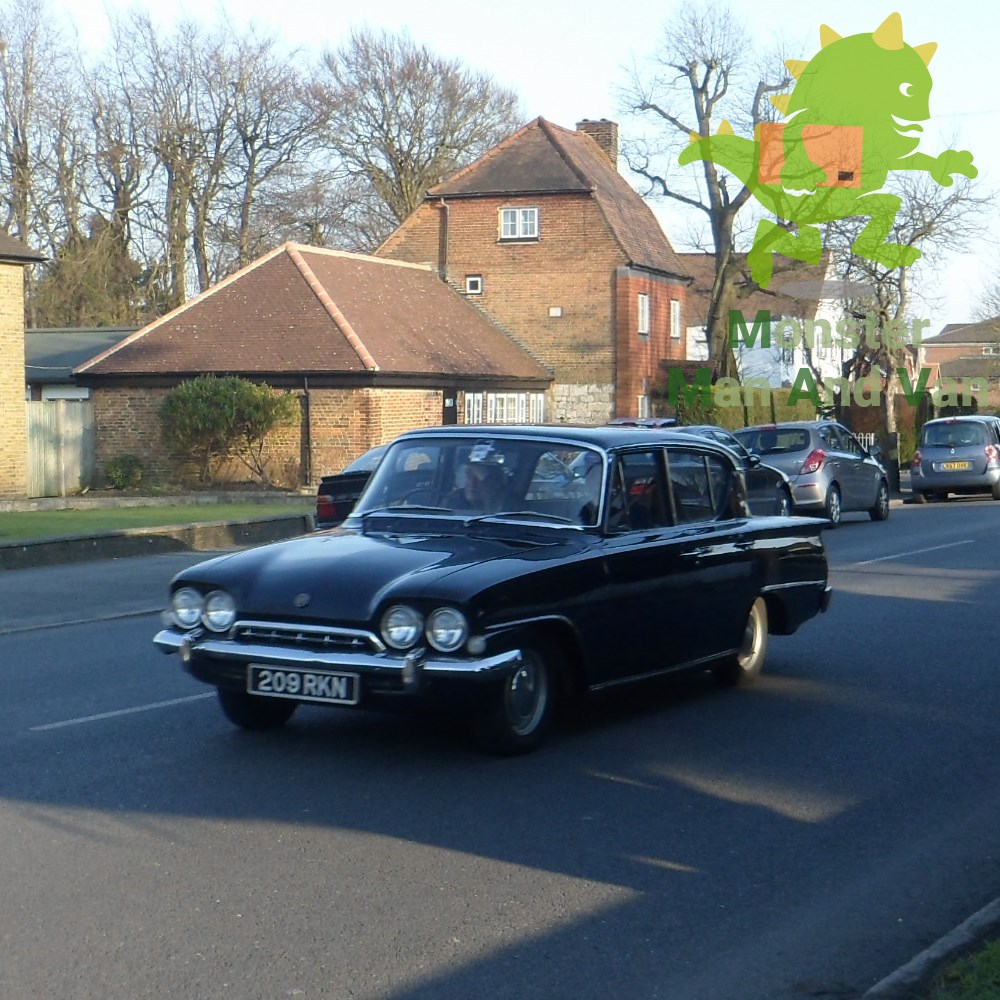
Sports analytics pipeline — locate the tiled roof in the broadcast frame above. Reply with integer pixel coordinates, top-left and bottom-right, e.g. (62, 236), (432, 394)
(26, 327), (138, 383)
(77, 244), (551, 383)
(938, 356), (1000, 378)
(925, 318), (1000, 344)
(427, 117), (690, 280)
(0, 231), (44, 263)
(679, 252), (831, 326)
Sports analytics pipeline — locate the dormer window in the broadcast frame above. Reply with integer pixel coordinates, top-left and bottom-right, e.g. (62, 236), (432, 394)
(500, 207), (539, 241)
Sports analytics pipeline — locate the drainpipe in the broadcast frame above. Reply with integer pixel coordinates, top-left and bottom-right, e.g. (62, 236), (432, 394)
(438, 198), (449, 281)
(302, 376), (312, 486)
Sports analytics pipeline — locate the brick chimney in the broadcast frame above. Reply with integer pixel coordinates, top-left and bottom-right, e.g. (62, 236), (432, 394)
(576, 119), (619, 166)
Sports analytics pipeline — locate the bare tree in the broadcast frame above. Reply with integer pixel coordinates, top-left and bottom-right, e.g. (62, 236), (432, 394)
(312, 27), (523, 247)
(826, 171), (990, 479)
(620, 2), (791, 378)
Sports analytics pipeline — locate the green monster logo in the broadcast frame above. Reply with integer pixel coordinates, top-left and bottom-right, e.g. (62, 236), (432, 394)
(678, 12), (977, 288)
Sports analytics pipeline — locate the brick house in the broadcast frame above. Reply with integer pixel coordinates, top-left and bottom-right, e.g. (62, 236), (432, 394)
(0, 232), (46, 499)
(76, 244), (550, 486)
(919, 318), (1000, 410)
(376, 117), (692, 423)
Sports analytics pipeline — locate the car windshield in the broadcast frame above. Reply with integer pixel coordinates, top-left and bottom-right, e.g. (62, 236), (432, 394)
(922, 422), (989, 448)
(733, 427), (810, 455)
(352, 436), (604, 526)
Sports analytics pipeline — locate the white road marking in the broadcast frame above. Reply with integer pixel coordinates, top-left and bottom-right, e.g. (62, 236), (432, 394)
(853, 539), (974, 566)
(31, 693), (214, 731)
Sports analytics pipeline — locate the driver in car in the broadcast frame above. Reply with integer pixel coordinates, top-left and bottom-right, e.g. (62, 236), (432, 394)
(450, 461), (508, 512)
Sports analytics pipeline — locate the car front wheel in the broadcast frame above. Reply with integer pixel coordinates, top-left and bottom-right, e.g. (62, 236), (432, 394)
(217, 687), (297, 730)
(474, 645), (554, 755)
(824, 484), (842, 526)
(869, 480), (890, 521)
(714, 597), (768, 686)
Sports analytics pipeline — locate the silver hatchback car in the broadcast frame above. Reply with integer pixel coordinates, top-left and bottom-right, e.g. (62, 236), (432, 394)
(910, 415), (1000, 502)
(732, 421), (890, 526)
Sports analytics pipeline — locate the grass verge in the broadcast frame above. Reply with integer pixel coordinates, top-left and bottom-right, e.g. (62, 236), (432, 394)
(0, 502), (313, 542)
(922, 940), (1000, 999)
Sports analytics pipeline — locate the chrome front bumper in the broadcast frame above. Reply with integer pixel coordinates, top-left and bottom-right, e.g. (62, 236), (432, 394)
(153, 627), (523, 687)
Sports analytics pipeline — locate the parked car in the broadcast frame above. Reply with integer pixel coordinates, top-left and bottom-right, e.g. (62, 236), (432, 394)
(673, 424), (795, 516)
(315, 444), (387, 529)
(910, 415), (1000, 502)
(154, 425), (831, 754)
(732, 420), (890, 526)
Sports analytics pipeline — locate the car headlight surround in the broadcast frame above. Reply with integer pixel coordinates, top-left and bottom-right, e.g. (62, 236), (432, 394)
(171, 587), (204, 630)
(381, 604), (424, 650)
(202, 590), (237, 632)
(425, 607), (468, 653)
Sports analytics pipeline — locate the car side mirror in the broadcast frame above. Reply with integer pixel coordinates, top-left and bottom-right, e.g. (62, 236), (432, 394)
(868, 442), (881, 460)
(747, 453), (762, 467)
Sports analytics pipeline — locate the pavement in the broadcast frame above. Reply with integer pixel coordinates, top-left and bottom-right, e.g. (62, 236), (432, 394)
(2, 481), (997, 998)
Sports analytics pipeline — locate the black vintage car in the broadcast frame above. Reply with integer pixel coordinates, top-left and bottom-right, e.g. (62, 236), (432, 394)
(154, 425), (831, 754)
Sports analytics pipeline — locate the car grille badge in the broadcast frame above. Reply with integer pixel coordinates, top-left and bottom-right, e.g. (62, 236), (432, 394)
(293, 593), (311, 608)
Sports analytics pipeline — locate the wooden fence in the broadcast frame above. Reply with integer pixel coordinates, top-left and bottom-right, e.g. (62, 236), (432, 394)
(26, 400), (95, 498)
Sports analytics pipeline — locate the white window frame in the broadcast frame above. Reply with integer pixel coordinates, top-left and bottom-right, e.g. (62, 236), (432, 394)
(637, 293), (650, 337)
(637, 394), (651, 418)
(500, 207), (539, 240)
(464, 391), (546, 424)
(670, 299), (681, 340)
(465, 274), (483, 295)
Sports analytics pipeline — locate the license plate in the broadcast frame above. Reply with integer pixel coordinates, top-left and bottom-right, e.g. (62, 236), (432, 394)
(938, 461), (973, 471)
(247, 665), (360, 705)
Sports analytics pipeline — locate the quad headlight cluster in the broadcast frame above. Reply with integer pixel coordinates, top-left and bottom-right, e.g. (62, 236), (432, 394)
(380, 604), (468, 653)
(170, 587), (237, 633)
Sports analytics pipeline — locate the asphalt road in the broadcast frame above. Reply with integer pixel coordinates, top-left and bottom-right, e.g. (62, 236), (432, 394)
(1, 502), (998, 999)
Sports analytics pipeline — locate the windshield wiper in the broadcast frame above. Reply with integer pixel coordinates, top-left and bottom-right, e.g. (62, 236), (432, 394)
(360, 505), (453, 517)
(462, 510), (576, 526)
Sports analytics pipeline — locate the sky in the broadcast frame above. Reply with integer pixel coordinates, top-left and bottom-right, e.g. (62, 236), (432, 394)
(62, 0), (997, 330)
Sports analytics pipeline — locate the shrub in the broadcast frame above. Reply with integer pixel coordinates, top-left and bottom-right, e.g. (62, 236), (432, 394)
(106, 454), (144, 490)
(159, 375), (299, 485)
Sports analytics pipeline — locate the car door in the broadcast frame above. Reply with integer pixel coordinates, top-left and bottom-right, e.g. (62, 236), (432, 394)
(831, 424), (877, 509)
(590, 447), (684, 682)
(663, 446), (759, 664)
(708, 427), (779, 514)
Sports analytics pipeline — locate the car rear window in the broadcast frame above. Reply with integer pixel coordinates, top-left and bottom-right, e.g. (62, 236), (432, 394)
(921, 422), (990, 447)
(734, 428), (810, 455)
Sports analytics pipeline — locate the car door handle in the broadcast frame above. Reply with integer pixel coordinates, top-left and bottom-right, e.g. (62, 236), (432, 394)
(682, 547), (711, 561)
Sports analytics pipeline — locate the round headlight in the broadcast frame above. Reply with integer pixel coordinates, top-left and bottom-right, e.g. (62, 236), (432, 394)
(381, 605), (423, 650)
(425, 607), (467, 652)
(202, 590), (237, 632)
(171, 587), (204, 629)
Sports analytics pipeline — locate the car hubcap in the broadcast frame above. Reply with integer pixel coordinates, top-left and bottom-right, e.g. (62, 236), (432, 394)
(737, 608), (762, 669)
(829, 492), (841, 522)
(505, 659), (547, 735)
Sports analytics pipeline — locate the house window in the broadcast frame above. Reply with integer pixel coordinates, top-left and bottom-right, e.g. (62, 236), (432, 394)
(464, 391), (546, 424)
(670, 299), (681, 340)
(637, 394), (651, 418)
(637, 293), (650, 337)
(500, 207), (538, 240)
(983, 344), (1000, 356)
(465, 275), (483, 295)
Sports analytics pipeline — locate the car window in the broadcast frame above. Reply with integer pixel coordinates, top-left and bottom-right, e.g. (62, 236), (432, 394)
(607, 450), (668, 532)
(667, 450), (730, 523)
(833, 426), (863, 455)
(922, 421), (990, 447)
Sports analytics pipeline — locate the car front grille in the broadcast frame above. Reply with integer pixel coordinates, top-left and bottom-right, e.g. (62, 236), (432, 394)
(231, 620), (385, 654)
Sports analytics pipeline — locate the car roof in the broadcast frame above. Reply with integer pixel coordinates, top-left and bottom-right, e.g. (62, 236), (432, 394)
(389, 422), (738, 455)
(923, 414), (998, 424)
(737, 420), (838, 431)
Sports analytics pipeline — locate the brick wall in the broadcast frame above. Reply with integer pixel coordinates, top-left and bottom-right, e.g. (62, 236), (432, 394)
(615, 268), (689, 417)
(379, 193), (624, 420)
(0, 263), (28, 498)
(92, 384), (446, 488)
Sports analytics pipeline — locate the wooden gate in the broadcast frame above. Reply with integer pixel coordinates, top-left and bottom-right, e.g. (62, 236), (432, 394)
(26, 400), (95, 498)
